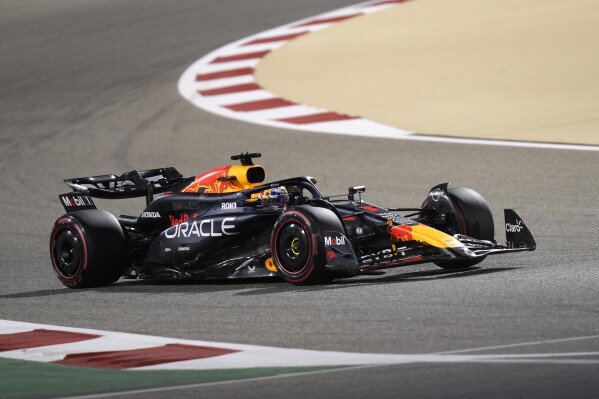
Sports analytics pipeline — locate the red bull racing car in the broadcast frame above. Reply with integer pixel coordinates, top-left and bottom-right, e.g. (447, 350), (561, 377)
(50, 153), (536, 288)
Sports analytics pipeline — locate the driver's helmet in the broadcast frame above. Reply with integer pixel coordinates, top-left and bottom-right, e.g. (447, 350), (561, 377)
(258, 187), (289, 207)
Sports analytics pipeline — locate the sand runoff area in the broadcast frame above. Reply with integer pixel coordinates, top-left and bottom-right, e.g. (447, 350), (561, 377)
(256, 0), (599, 145)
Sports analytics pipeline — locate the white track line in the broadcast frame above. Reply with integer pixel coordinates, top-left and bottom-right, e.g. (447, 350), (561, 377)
(434, 334), (599, 355)
(53, 337), (599, 399)
(2, 320), (599, 371)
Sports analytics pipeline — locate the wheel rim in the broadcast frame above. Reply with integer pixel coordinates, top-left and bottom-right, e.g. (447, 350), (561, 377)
(53, 229), (82, 278)
(290, 237), (301, 256)
(276, 221), (311, 274)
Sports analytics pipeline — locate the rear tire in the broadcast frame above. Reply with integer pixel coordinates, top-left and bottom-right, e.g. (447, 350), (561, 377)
(271, 206), (343, 285)
(50, 210), (128, 288)
(434, 187), (494, 269)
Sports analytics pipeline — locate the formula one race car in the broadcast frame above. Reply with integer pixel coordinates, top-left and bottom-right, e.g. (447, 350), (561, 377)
(50, 153), (536, 288)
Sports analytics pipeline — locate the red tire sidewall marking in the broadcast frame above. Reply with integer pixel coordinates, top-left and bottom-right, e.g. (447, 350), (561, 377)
(452, 202), (468, 235)
(50, 218), (88, 281)
(73, 224), (88, 270)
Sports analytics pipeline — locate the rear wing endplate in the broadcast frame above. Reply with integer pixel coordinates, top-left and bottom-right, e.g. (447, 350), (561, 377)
(59, 192), (97, 213)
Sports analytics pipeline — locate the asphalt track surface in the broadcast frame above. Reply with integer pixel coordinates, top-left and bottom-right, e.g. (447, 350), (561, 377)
(1, 1), (598, 398)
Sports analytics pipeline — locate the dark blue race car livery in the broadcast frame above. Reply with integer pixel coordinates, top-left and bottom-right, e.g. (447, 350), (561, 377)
(50, 153), (536, 287)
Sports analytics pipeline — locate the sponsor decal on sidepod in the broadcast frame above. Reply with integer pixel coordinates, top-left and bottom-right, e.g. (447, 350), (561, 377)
(165, 218), (238, 238)
(141, 212), (161, 218)
(169, 213), (199, 227)
(324, 235), (346, 246)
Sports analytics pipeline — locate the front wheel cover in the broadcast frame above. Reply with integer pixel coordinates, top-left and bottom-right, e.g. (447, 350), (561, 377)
(434, 187), (493, 269)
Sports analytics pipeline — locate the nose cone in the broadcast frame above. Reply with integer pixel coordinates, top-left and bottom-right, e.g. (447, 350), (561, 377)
(390, 223), (464, 249)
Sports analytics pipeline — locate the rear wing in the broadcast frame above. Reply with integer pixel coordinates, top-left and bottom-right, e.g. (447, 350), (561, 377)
(60, 167), (188, 211)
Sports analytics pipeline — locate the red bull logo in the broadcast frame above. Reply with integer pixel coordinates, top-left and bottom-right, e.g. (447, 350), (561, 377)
(182, 166), (235, 193)
(169, 213), (198, 227)
(181, 164), (264, 194)
(390, 225), (413, 242)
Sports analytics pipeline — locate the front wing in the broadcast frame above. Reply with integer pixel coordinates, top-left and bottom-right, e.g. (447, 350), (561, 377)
(324, 209), (536, 274)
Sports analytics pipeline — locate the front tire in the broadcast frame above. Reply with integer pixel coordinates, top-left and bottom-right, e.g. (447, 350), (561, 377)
(271, 206), (343, 285)
(434, 187), (494, 269)
(50, 210), (128, 288)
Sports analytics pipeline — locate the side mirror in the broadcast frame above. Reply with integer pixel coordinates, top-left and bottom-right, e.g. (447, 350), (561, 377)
(348, 185), (366, 201)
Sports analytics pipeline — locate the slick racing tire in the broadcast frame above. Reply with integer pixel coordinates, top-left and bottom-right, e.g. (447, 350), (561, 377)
(271, 206), (344, 285)
(50, 210), (128, 288)
(435, 187), (494, 269)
